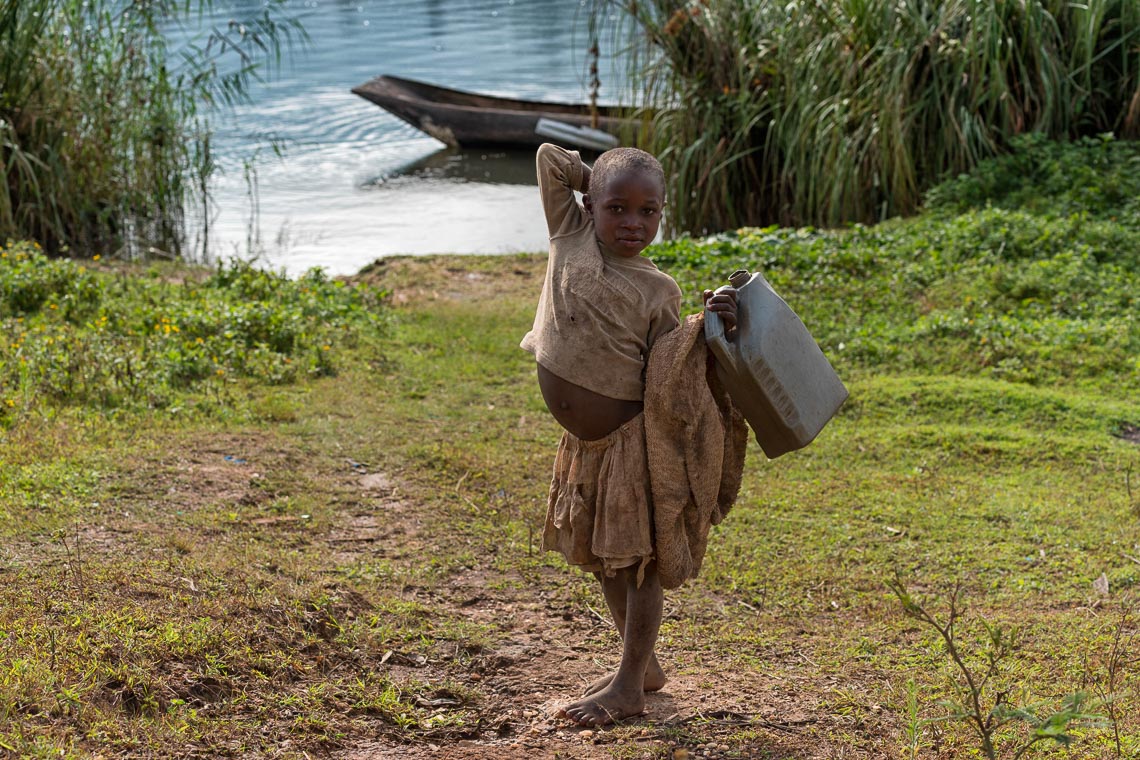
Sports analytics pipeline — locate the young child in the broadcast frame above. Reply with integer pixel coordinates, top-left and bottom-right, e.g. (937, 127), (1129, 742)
(521, 143), (737, 727)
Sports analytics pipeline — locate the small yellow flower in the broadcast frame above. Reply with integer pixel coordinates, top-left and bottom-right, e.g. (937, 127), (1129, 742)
(92, 254), (101, 261)
(5, 399), (14, 407)
(322, 344), (331, 351)
(49, 304), (57, 310)
(216, 368), (225, 376)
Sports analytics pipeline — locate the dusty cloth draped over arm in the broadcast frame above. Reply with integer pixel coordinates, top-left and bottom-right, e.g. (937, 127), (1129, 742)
(644, 312), (749, 590)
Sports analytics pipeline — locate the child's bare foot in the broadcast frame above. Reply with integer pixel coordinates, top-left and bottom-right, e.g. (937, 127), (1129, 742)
(558, 683), (645, 727)
(582, 659), (667, 696)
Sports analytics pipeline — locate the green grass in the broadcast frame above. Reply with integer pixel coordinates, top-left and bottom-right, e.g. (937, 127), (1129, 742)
(650, 137), (1140, 395)
(343, 252), (1139, 757)
(0, 243), (387, 419)
(1, 142), (1138, 757)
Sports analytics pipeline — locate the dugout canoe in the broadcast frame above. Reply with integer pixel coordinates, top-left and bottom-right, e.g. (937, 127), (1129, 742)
(351, 75), (628, 150)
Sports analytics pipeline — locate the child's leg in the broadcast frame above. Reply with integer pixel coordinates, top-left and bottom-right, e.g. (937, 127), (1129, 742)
(583, 570), (667, 695)
(559, 563), (663, 726)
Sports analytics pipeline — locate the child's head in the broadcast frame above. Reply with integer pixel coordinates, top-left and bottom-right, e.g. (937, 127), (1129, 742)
(584, 147), (666, 258)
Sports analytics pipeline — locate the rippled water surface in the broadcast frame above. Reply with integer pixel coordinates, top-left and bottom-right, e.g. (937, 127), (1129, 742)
(185, 0), (630, 274)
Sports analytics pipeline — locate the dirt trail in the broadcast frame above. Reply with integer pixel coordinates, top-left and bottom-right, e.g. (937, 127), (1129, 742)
(39, 257), (882, 759)
(340, 548), (826, 759)
(337, 258), (858, 760)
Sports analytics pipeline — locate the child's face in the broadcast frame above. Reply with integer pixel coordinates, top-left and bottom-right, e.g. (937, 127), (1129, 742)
(584, 171), (664, 258)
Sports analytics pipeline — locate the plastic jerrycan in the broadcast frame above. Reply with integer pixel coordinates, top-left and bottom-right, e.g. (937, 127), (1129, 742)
(705, 269), (849, 458)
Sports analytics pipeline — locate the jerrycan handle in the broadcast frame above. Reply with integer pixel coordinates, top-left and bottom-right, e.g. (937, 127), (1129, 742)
(703, 269), (750, 374)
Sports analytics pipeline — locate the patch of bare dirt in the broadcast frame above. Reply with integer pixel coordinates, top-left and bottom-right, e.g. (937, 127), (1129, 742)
(29, 429), (891, 758)
(19, 432), (298, 572)
(325, 471), (423, 565)
(1115, 422), (1140, 445)
(352, 254), (545, 307)
(340, 537), (889, 759)
(107, 431), (303, 519)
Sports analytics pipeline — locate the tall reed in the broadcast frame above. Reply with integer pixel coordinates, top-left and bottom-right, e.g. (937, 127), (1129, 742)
(0, 0), (302, 258)
(604, 0), (1140, 234)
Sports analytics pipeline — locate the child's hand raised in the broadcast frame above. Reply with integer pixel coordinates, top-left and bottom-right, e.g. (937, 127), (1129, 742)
(703, 287), (738, 331)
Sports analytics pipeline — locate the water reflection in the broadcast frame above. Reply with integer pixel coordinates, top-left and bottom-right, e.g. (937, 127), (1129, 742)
(365, 148), (540, 187)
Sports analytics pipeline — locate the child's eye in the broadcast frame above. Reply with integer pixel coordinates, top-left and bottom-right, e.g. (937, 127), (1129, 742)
(608, 205), (624, 213)
(642, 208), (659, 216)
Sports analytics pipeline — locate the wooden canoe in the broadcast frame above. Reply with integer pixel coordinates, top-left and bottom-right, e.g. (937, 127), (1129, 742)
(351, 75), (627, 150)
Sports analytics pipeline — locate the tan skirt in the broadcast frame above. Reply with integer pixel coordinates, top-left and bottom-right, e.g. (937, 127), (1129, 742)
(542, 414), (654, 581)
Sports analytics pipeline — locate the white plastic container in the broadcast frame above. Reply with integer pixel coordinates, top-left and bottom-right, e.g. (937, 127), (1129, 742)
(705, 269), (848, 458)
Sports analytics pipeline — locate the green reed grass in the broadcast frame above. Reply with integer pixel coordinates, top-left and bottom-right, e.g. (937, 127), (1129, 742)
(602, 0), (1140, 234)
(0, 0), (302, 258)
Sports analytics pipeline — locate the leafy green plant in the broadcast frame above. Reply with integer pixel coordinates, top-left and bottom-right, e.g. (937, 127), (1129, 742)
(599, 0), (1140, 234)
(643, 137), (1140, 394)
(888, 577), (1106, 759)
(0, 0), (304, 257)
(925, 133), (1140, 221)
(0, 243), (386, 418)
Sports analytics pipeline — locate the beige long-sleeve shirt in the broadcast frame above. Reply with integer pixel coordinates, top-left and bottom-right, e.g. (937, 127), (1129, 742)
(521, 143), (682, 402)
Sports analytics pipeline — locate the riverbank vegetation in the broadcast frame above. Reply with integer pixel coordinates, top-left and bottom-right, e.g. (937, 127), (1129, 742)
(652, 135), (1140, 394)
(0, 247), (386, 421)
(607, 0), (1140, 234)
(1, 139), (1137, 757)
(0, 0), (301, 257)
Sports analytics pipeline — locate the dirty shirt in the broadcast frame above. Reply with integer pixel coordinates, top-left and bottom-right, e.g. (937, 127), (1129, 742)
(520, 143), (681, 402)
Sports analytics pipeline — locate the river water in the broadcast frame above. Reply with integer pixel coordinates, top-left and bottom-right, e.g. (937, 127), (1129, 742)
(185, 0), (631, 275)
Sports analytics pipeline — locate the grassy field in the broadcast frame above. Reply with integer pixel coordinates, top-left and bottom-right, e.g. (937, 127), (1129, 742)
(1, 139), (1138, 759)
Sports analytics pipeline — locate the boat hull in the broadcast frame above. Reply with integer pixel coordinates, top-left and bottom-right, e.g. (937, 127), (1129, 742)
(352, 75), (626, 149)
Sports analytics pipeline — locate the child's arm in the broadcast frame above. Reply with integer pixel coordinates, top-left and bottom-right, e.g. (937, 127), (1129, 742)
(536, 143), (590, 239)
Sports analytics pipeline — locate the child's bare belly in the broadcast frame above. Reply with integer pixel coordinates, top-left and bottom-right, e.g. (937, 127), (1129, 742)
(537, 364), (643, 441)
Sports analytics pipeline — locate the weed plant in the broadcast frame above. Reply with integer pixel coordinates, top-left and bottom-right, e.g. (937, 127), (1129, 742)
(0, 244), (387, 420)
(601, 0), (1140, 234)
(889, 578), (1106, 759)
(0, 0), (302, 257)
